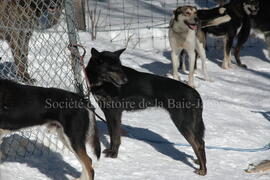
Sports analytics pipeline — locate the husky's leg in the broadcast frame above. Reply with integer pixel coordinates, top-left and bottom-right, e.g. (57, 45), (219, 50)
(196, 39), (211, 81)
(187, 49), (196, 88)
(222, 35), (234, 69)
(171, 49), (182, 81)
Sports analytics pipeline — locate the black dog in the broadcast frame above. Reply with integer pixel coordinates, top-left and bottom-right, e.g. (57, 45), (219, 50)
(86, 48), (207, 175)
(198, 0), (259, 68)
(250, 0), (270, 55)
(0, 79), (100, 180)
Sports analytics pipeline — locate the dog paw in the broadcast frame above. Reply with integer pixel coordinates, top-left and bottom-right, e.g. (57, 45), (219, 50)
(103, 149), (118, 158)
(229, 63), (237, 69)
(221, 63), (229, 69)
(194, 169), (207, 176)
(238, 64), (247, 69)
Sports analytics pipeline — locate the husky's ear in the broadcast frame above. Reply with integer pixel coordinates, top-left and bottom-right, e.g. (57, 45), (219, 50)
(114, 48), (126, 57)
(91, 48), (100, 58)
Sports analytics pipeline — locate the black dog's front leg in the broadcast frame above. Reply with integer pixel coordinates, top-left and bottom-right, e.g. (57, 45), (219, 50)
(234, 16), (251, 68)
(103, 109), (122, 158)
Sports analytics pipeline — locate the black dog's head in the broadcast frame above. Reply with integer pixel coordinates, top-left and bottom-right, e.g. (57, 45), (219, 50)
(86, 48), (128, 87)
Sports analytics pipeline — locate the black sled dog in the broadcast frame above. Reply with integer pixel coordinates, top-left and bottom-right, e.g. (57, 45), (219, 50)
(198, 0), (259, 68)
(86, 48), (207, 175)
(0, 79), (100, 180)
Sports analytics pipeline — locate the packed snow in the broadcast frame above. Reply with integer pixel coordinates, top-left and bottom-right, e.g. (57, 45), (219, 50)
(1, 32), (269, 180)
(0, 0), (270, 179)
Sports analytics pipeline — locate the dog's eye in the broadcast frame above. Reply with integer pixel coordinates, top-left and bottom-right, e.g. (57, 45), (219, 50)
(186, 12), (191, 16)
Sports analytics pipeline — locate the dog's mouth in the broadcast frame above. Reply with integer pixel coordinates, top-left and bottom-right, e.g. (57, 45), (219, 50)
(245, 4), (259, 16)
(184, 20), (198, 30)
(249, 8), (259, 15)
(109, 77), (123, 87)
(103, 74), (128, 87)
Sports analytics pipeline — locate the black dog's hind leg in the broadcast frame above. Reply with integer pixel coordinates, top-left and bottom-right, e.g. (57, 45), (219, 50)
(103, 109), (122, 158)
(58, 115), (95, 180)
(169, 110), (207, 176)
(234, 17), (251, 68)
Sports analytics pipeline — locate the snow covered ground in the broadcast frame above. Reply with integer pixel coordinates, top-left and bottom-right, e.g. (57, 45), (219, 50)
(0, 0), (270, 178)
(0, 31), (269, 180)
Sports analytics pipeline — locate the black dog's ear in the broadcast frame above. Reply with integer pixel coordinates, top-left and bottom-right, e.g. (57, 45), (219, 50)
(91, 48), (103, 63)
(91, 48), (100, 58)
(114, 48), (126, 57)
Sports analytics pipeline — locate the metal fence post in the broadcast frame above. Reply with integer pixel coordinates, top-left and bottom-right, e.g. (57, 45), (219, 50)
(65, 0), (84, 96)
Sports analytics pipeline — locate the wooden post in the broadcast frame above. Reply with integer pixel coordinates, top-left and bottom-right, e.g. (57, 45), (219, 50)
(74, 0), (86, 31)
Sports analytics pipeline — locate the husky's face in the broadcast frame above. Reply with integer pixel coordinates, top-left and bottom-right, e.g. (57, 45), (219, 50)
(173, 6), (199, 31)
(86, 48), (128, 87)
(243, 0), (259, 16)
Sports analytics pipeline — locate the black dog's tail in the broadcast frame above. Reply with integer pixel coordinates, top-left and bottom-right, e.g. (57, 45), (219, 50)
(87, 109), (101, 159)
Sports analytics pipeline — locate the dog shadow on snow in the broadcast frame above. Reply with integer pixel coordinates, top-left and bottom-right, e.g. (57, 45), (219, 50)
(140, 51), (172, 76)
(158, 37), (270, 69)
(252, 111), (270, 122)
(0, 134), (80, 180)
(97, 121), (197, 170)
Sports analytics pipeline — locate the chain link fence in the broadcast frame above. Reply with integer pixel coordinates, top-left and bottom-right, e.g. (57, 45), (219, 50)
(0, 0), (84, 160)
(84, 0), (217, 49)
(85, 0), (257, 50)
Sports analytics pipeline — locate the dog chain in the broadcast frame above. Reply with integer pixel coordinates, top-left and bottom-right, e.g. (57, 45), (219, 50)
(67, 44), (107, 123)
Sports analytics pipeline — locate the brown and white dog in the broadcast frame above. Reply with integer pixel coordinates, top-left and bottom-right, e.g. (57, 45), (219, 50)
(0, 0), (63, 83)
(169, 5), (231, 87)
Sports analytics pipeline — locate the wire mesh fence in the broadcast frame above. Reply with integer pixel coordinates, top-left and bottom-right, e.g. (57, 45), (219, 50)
(84, 0), (215, 49)
(85, 0), (257, 50)
(0, 0), (84, 160)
